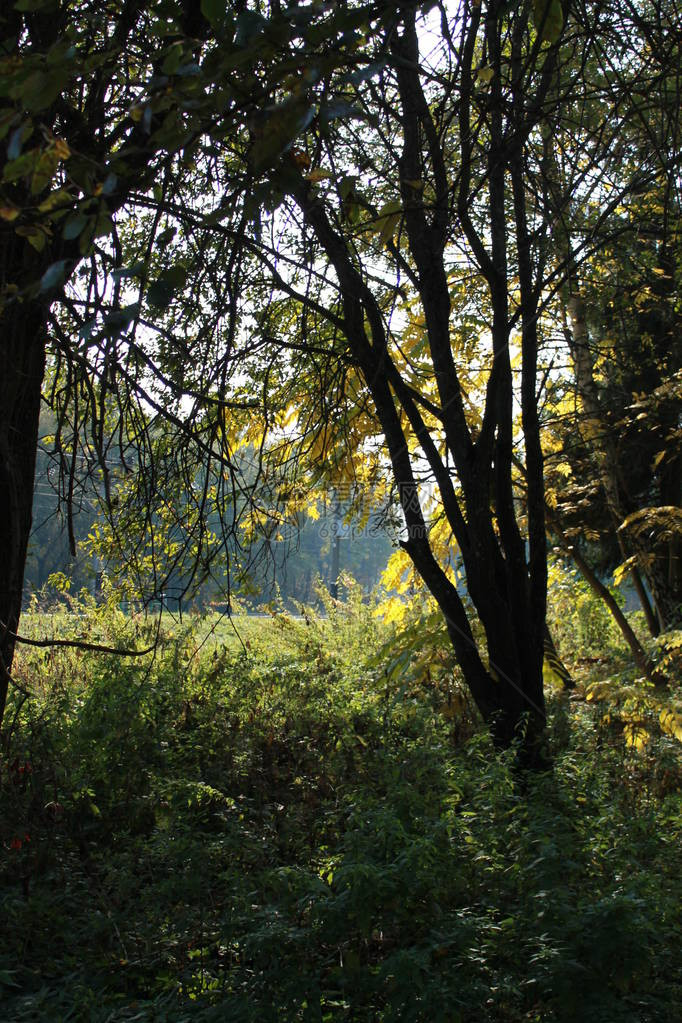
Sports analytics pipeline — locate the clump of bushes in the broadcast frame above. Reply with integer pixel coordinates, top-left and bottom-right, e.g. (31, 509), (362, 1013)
(0, 587), (680, 1021)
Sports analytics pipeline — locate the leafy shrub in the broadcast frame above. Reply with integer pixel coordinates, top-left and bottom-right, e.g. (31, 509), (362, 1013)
(0, 589), (680, 1021)
(547, 558), (626, 662)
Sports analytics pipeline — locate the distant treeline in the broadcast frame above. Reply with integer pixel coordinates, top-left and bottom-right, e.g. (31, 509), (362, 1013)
(24, 429), (393, 610)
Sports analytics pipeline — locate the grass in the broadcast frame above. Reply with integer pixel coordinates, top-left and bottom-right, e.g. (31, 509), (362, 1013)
(1, 588), (681, 1022)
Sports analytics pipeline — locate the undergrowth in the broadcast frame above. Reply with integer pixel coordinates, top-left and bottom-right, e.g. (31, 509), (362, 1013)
(0, 583), (680, 1022)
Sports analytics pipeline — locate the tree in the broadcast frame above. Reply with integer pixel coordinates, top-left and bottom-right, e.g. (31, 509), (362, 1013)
(198, 0), (578, 764)
(219, 0), (680, 760)
(0, 0), (208, 721)
(0, 0), (363, 726)
(540, 0), (682, 640)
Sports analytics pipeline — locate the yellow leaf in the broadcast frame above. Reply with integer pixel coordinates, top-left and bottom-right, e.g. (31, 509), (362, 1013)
(381, 548), (412, 594)
(660, 709), (682, 743)
(624, 721), (649, 750)
(613, 555), (637, 587)
(15, 223), (50, 251)
(53, 138), (70, 161)
(374, 594), (407, 625)
(304, 168), (332, 183)
(0, 205), (20, 221)
(30, 148), (59, 194)
(476, 66), (494, 85)
(37, 187), (72, 212)
(586, 680), (611, 702)
(371, 200), (402, 245)
(290, 148), (311, 171)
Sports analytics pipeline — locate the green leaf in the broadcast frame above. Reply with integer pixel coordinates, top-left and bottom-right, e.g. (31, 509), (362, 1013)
(78, 317), (97, 341)
(65, 156), (95, 193)
(7, 120), (32, 161)
(161, 42), (184, 75)
(234, 9), (265, 47)
(532, 0), (564, 44)
(0, 969), (21, 990)
(345, 59), (386, 87)
(318, 99), (361, 125)
(201, 0), (225, 26)
(164, 264), (188, 288)
(104, 303), (140, 331)
(15, 224), (48, 251)
(46, 38), (77, 65)
(93, 211), (114, 239)
(0, 112), (17, 143)
(2, 149), (38, 183)
(14, 0), (56, 10)
(147, 279), (173, 308)
(11, 69), (65, 111)
(176, 62), (201, 77)
(78, 219), (96, 255)
(30, 148), (59, 194)
(156, 226), (176, 248)
(249, 131), (286, 173)
(111, 262), (145, 281)
(249, 99), (315, 172)
(39, 259), (70, 292)
(147, 265), (187, 308)
(62, 212), (89, 240)
(339, 176), (357, 202)
(100, 172), (118, 196)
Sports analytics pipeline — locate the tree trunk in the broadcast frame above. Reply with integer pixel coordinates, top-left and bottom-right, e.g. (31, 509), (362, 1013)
(542, 501), (654, 679)
(565, 541), (654, 680)
(285, 4), (553, 768)
(0, 242), (48, 727)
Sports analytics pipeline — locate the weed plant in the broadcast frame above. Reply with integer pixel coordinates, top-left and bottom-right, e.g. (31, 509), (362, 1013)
(0, 583), (680, 1021)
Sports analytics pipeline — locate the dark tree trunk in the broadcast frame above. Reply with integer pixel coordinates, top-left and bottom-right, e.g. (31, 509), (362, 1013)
(287, 88), (549, 769)
(0, 257), (47, 724)
(281, 2), (562, 769)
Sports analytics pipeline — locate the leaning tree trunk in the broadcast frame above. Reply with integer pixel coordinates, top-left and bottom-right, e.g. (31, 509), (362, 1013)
(283, 3), (555, 770)
(290, 177), (551, 769)
(0, 238), (48, 727)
